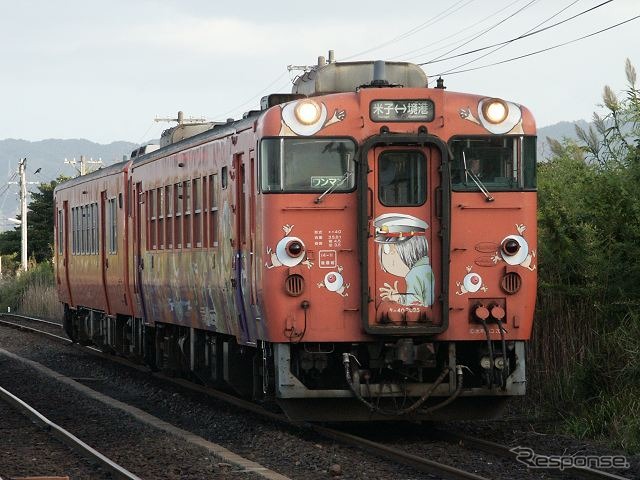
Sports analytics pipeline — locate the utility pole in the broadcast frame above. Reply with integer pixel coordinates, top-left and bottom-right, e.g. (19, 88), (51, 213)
(18, 158), (27, 272)
(64, 155), (102, 176)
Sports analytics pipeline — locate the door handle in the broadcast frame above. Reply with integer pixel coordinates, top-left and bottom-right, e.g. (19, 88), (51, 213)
(435, 187), (443, 218)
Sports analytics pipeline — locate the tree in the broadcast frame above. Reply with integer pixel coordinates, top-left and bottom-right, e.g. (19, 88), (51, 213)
(0, 176), (69, 264)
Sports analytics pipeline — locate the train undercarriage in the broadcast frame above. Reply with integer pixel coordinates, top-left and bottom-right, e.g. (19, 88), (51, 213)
(63, 305), (526, 421)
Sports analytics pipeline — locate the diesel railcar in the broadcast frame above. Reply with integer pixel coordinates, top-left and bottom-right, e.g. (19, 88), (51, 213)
(54, 56), (537, 421)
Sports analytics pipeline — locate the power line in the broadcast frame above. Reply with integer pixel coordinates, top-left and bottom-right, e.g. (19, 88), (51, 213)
(420, 0), (611, 68)
(224, 78), (294, 121)
(341, 0), (474, 61)
(432, 14), (640, 76)
(393, 0), (526, 62)
(425, 0), (541, 65)
(214, 71), (289, 120)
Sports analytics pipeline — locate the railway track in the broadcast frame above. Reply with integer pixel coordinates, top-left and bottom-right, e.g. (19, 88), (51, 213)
(0, 313), (632, 480)
(0, 383), (141, 480)
(433, 429), (629, 480)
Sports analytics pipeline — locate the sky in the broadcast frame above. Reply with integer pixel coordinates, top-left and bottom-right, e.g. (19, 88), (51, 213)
(1, 0), (639, 145)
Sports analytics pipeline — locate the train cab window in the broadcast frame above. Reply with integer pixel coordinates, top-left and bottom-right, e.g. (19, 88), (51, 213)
(260, 138), (356, 193)
(450, 136), (537, 191)
(378, 150), (427, 206)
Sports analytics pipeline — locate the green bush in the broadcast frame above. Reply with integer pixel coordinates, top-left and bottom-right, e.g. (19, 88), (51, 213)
(533, 59), (640, 453)
(0, 262), (62, 320)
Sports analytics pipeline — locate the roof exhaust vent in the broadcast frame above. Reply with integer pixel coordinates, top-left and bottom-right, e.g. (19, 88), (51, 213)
(371, 60), (389, 87)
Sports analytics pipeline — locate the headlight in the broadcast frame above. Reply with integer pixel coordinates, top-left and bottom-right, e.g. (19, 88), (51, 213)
(294, 100), (322, 125)
(275, 236), (306, 267)
(501, 238), (521, 256)
(499, 235), (529, 265)
(481, 98), (508, 124)
(286, 239), (304, 258)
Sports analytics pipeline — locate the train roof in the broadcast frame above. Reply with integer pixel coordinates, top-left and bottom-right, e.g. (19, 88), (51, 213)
(130, 112), (261, 169)
(54, 159), (129, 193)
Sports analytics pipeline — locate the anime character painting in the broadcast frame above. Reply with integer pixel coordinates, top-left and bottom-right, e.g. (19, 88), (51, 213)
(374, 213), (435, 307)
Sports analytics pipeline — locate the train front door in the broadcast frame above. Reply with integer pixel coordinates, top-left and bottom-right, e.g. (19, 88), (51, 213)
(366, 145), (443, 334)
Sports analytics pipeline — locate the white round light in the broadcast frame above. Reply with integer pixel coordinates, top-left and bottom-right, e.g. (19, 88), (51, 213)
(482, 99), (508, 124)
(294, 100), (321, 125)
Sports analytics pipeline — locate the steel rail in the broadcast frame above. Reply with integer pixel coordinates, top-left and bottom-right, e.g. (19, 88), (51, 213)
(0, 385), (142, 480)
(312, 424), (490, 480)
(0, 312), (63, 327)
(435, 429), (630, 480)
(0, 318), (69, 342)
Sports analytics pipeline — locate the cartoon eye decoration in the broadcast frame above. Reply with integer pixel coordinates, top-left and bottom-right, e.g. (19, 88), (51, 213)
(282, 99), (328, 136)
(500, 234), (529, 265)
(324, 271), (344, 292)
(275, 236), (306, 267)
(477, 98), (521, 134)
(463, 272), (483, 293)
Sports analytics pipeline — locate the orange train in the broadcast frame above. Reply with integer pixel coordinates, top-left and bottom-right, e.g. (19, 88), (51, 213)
(54, 56), (537, 421)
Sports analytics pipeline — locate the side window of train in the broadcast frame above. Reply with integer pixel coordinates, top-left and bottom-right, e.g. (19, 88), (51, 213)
(449, 136), (537, 190)
(71, 207), (76, 255)
(157, 188), (164, 250)
(58, 209), (63, 255)
(148, 189), (156, 250)
(193, 177), (202, 248)
(108, 198), (117, 254)
(221, 167), (228, 189)
(378, 150), (427, 206)
(165, 184), (173, 249)
(209, 173), (219, 247)
(174, 182), (183, 248)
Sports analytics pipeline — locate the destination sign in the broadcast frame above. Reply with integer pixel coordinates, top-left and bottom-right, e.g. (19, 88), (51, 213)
(370, 99), (435, 122)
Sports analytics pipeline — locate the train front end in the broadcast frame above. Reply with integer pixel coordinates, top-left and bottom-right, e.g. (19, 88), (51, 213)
(257, 59), (537, 421)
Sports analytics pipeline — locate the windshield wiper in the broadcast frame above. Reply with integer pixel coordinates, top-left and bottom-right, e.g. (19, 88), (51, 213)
(463, 152), (494, 202)
(315, 169), (353, 204)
